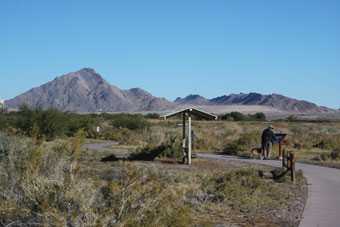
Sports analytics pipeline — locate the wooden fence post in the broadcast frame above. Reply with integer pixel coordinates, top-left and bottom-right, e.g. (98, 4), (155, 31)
(291, 151), (296, 183)
(287, 151), (291, 169)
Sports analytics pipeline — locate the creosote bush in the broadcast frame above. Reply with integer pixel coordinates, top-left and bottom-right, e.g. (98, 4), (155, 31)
(110, 113), (150, 131)
(182, 168), (286, 213)
(0, 133), (192, 226)
(0, 135), (11, 157)
(219, 112), (266, 121)
(314, 148), (340, 161)
(130, 134), (182, 160)
(222, 131), (261, 156)
(7, 105), (100, 141)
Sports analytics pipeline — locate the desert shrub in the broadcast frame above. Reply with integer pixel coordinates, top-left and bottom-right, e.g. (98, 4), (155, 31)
(330, 148), (340, 160)
(38, 108), (68, 140)
(144, 113), (160, 119)
(315, 148), (340, 161)
(313, 135), (340, 150)
(219, 112), (266, 121)
(11, 106), (103, 140)
(0, 136), (191, 226)
(111, 113), (150, 131)
(253, 112), (266, 121)
(271, 169), (304, 183)
(15, 105), (68, 140)
(222, 142), (240, 156)
(130, 135), (182, 160)
(158, 135), (183, 159)
(99, 127), (143, 145)
(222, 131), (261, 156)
(313, 140), (332, 150)
(198, 168), (282, 210)
(0, 113), (8, 130)
(0, 135), (10, 157)
(100, 163), (191, 226)
(66, 113), (101, 136)
(129, 145), (166, 161)
(14, 105), (41, 136)
(287, 115), (299, 121)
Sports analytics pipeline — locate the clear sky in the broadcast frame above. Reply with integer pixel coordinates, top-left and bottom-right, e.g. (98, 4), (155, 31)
(1, 0), (339, 109)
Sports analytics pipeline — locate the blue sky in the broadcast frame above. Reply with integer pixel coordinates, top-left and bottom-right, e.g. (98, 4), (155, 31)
(1, 0), (339, 109)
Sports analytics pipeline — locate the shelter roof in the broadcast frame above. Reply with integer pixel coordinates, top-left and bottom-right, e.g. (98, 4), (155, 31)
(162, 107), (217, 120)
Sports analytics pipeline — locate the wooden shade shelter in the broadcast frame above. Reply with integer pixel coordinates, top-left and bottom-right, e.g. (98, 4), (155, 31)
(162, 108), (217, 165)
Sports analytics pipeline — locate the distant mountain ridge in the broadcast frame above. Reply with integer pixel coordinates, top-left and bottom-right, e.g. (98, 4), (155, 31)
(4, 68), (337, 114)
(5, 68), (175, 112)
(175, 93), (335, 113)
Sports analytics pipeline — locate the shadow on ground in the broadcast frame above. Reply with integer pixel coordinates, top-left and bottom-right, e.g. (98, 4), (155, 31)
(101, 146), (165, 162)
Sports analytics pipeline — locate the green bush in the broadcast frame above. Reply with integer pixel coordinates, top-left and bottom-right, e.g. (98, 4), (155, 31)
(99, 127), (142, 145)
(222, 132), (260, 156)
(0, 113), (8, 130)
(111, 113), (150, 131)
(200, 168), (281, 210)
(130, 135), (183, 160)
(330, 149), (340, 160)
(66, 113), (100, 136)
(11, 105), (102, 140)
(313, 136), (340, 150)
(15, 105), (67, 140)
(144, 113), (160, 119)
(0, 135), (10, 157)
(219, 112), (266, 121)
(157, 134), (182, 159)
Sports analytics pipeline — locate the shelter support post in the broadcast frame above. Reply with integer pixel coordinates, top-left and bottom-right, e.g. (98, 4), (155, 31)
(182, 112), (186, 148)
(279, 141), (283, 160)
(188, 113), (192, 165)
(162, 107), (217, 166)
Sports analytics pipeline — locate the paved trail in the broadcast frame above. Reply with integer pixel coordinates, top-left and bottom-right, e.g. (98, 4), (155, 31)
(83, 142), (340, 227)
(198, 153), (340, 227)
(83, 142), (129, 152)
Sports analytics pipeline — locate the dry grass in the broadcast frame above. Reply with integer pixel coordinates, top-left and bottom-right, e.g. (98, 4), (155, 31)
(0, 119), (310, 227)
(144, 120), (340, 168)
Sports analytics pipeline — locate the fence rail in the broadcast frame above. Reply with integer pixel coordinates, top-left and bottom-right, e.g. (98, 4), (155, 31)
(282, 150), (296, 182)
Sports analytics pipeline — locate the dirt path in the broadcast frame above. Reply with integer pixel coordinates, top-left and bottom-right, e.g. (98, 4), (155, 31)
(198, 153), (340, 227)
(83, 142), (129, 152)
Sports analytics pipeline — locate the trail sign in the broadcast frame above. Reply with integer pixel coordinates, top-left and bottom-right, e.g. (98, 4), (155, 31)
(274, 133), (288, 160)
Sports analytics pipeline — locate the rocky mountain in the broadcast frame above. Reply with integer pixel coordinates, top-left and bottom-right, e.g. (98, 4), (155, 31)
(174, 95), (212, 105)
(175, 93), (336, 113)
(5, 68), (337, 114)
(5, 68), (175, 112)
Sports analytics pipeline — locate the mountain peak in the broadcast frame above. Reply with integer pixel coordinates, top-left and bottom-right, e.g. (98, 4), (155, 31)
(5, 68), (175, 112)
(174, 94), (212, 105)
(79, 67), (96, 73)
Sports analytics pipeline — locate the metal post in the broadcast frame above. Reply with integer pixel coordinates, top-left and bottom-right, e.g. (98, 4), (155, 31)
(182, 112), (186, 148)
(188, 113), (192, 165)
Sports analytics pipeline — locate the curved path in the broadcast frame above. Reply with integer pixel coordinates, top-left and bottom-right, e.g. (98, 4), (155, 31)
(83, 142), (340, 227)
(83, 142), (129, 152)
(198, 153), (340, 227)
